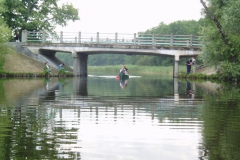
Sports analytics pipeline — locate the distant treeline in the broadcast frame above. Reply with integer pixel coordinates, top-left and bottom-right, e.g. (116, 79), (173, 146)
(56, 19), (203, 66)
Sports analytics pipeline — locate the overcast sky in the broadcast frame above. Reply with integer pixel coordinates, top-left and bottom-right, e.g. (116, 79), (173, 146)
(56, 0), (203, 33)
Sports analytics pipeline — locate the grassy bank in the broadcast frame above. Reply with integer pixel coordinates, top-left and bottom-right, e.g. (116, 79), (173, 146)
(88, 65), (186, 75)
(0, 72), (73, 78)
(178, 72), (219, 80)
(1, 46), (73, 77)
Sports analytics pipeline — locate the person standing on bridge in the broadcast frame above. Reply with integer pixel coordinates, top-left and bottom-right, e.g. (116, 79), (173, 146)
(186, 58), (192, 74)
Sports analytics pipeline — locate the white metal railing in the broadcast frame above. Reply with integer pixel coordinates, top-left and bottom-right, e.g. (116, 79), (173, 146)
(21, 30), (202, 47)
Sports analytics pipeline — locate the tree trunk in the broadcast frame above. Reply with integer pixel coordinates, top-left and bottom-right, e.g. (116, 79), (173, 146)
(200, 0), (228, 45)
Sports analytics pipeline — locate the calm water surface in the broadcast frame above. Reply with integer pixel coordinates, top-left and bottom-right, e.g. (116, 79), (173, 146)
(0, 75), (239, 160)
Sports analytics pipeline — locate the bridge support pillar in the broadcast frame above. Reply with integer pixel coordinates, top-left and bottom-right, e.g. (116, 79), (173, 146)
(21, 30), (28, 42)
(173, 54), (179, 77)
(72, 51), (88, 76)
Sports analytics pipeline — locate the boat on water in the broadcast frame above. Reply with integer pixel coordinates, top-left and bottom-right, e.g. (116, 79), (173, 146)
(116, 70), (129, 80)
(117, 66), (130, 80)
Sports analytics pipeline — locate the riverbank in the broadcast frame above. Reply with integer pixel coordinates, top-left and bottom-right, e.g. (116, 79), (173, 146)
(1, 48), (73, 77)
(3, 48), (56, 74)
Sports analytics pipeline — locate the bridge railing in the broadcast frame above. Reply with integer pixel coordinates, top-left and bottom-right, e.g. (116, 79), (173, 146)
(21, 30), (202, 47)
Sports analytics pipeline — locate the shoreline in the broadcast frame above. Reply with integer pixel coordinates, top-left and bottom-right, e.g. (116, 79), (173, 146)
(0, 72), (73, 78)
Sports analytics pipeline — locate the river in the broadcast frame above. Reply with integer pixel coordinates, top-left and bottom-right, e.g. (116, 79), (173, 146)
(0, 74), (239, 160)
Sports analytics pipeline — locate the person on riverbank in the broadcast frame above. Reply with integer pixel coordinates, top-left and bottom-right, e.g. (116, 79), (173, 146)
(186, 58), (192, 74)
(58, 63), (67, 74)
(44, 62), (52, 75)
(191, 57), (196, 73)
(58, 63), (62, 70)
(192, 57), (196, 65)
(15, 32), (20, 42)
(58, 63), (65, 70)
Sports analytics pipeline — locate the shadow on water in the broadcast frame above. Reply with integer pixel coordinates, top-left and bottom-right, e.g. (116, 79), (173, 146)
(0, 76), (240, 160)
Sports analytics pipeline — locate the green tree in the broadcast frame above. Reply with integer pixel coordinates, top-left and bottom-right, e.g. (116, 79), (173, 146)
(1, 0), (79, 32)
(0, 20), (11, 43)
(143, 20), (202, 35)
(136, 20), (203, 67)
(0, 0), (11, 43)
(0, 0), (12, 71)
(200, 0), (240, 81)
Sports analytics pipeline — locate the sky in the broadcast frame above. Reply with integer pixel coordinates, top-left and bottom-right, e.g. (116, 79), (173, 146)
(56, 0), (203, 34)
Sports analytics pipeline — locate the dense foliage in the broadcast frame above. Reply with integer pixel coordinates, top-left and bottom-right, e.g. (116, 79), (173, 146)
(0, 0), (12, 71)
(200, 0), (240, 81)
(0, 0), (79, 33)
(0, 0), (11, 43)
(56, 20), (202, 66)
(142, 20), (203, 35)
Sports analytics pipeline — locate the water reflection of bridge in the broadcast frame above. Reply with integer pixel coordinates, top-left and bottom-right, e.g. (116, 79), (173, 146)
(37, 77), (201, 120)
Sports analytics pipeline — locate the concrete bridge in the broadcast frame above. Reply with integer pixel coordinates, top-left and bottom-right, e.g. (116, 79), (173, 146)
(19, 30), (202, 77)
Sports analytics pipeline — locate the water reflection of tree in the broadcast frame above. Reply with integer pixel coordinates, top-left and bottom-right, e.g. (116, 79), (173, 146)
(0, 107), (12, 160)
(0, 78), (81, 159)
(0, 80), (12, 159)
(0, 80), (6, 104)
(201, 85), (240, 160)
(9, 107), (80, 159)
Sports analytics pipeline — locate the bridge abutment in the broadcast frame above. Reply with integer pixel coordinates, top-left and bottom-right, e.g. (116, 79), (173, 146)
(72, 51), (88, 76)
